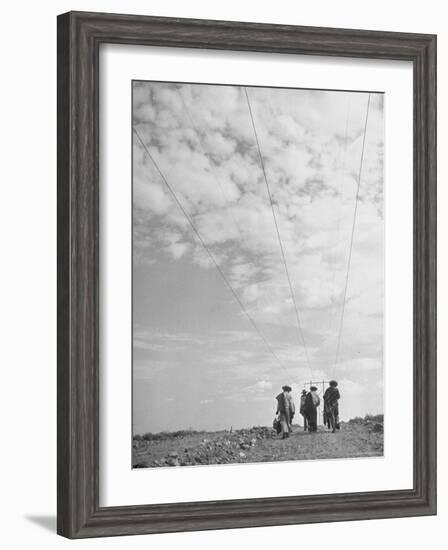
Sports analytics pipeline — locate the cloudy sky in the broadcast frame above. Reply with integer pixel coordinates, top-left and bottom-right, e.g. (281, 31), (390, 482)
(132, 81), (384, 435)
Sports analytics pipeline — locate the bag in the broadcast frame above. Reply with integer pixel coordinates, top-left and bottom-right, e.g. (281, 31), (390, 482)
(273, 416), (282, 434)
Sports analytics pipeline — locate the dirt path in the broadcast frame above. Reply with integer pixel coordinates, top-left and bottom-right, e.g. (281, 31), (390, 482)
(133, 421), (383, 468)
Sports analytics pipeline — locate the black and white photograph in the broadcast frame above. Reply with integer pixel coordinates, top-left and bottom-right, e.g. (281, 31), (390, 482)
(132, 81), (385, 468)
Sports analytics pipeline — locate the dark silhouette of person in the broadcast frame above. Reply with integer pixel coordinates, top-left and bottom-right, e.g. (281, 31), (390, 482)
(304, 386), (320, 433)
(323, 380), (341, 433)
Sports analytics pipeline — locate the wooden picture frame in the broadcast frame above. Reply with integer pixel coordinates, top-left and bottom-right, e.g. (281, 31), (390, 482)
(57, 11), (437, 538)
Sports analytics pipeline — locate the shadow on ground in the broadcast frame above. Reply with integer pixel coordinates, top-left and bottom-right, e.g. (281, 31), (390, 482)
(25, 515), (56, 533)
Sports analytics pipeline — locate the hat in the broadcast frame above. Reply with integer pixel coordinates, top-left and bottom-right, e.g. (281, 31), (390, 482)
(329, 380), (338, 387)
(310, 386), (318, 391)
(282, 385), (292, 392)
(301, 389), (307, 395)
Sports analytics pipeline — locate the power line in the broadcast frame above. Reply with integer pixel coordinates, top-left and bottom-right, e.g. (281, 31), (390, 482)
(133, 126), (293, 379)
(244, 88), (311, 373)
(176, 94), (303, 387)
(333, 93), (371, 369)
(327, 98), (351, 375)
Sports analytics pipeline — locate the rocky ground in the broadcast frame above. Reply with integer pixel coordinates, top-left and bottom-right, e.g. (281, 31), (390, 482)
(132, 418), (383, 468)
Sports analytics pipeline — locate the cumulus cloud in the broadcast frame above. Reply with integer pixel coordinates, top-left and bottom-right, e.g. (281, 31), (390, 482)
(255, 380), (273, 390)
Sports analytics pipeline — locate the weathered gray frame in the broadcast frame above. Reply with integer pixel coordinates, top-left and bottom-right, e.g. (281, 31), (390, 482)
(57, 11), (437, 538)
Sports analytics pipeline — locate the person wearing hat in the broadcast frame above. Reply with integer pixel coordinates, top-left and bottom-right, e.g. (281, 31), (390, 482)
(299, 389), (308, 431)
(304, 386), (320, 433)
(275, 385), (295, 439)
(323, 380), (341, 433)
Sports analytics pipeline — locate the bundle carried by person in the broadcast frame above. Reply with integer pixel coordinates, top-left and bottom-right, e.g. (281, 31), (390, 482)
(273, 414), (282, 434)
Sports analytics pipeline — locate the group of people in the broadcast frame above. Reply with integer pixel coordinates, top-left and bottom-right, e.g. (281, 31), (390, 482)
(275, 381), (340, 439)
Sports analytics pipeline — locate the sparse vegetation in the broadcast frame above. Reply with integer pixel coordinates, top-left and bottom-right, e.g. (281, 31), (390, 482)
(365, 413), (384, 423)
(133, 422), (383, 468)
(348, 414), (384, 435)
(138, 429), (206, 442)
(349, 413), (384, 424)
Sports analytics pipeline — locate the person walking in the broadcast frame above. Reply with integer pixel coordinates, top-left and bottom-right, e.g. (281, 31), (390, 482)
(299, 389), (308, 431)
(323, 380), (341, 433)
(304, 386), (320, 433)
(275, 385), (295, 439)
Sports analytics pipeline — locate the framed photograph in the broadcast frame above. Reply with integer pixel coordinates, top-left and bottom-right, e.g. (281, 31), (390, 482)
(57, 11), (437, 538)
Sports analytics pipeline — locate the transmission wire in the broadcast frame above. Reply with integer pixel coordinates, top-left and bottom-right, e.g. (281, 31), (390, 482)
(244, 88), (311, 373)
(134, 126), (295, 380)
(333, 93), (371, 369)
